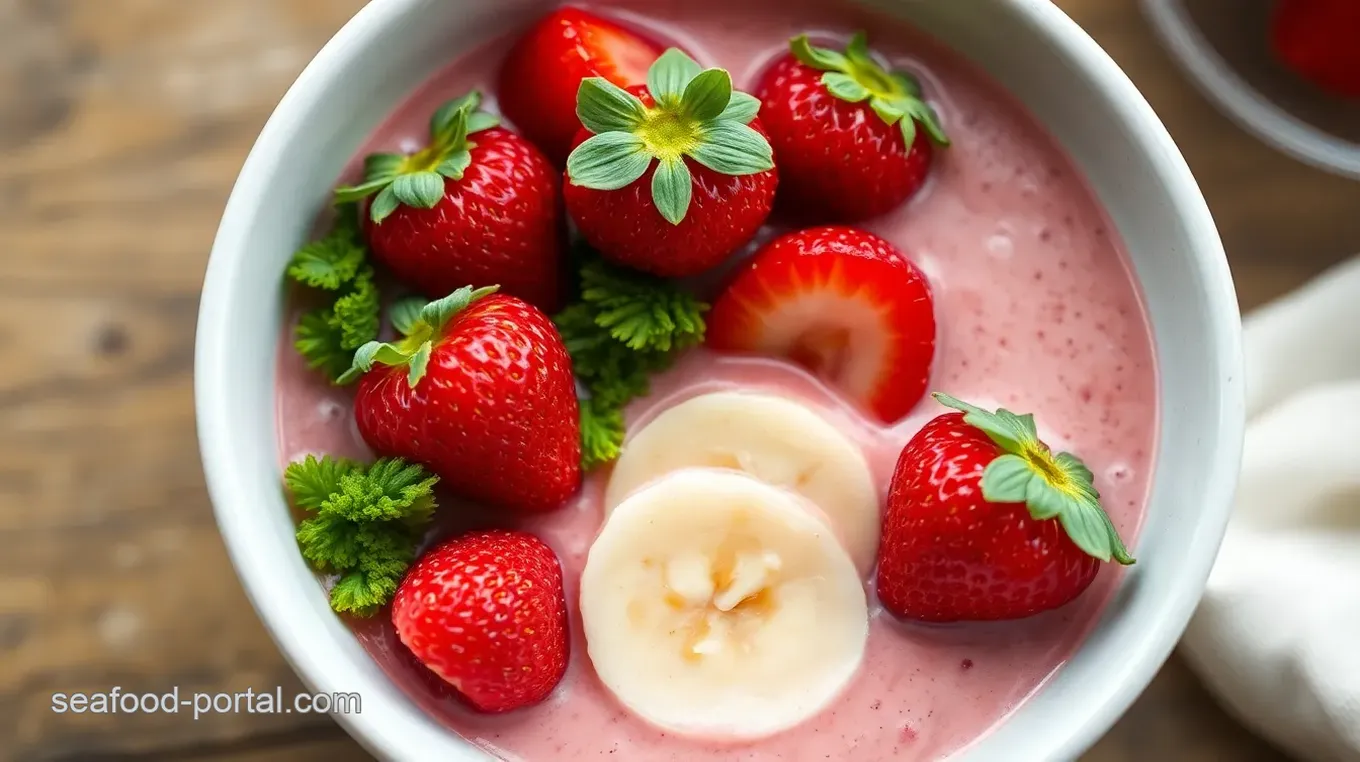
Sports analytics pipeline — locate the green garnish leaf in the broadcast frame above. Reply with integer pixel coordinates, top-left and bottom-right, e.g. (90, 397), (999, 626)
(787, 32), (949, 148)
(294, 309), (351, 381)
(553, 257), (708, 470)
(647, 48), (704, 103)
(651, 157), (693, 225)
(718, 92), (761, 124)
(285, 454), (359, 511)
(287, 455), (438, 617)
(578, 258), (707, 352)
(576, 77), (648, 134)
(681, 68), (733, 121)
(285, 204), (381, 385)
(690, 121), (776, 176)
(580, 396), (626, 470)
(932, 392), (1135, 566)
(285, 215), (366, 291)
(564, 47), (774, 225)
(389, 296), (427, 337)
(330, 269), (381, 351)
(567, 132), (652, 190)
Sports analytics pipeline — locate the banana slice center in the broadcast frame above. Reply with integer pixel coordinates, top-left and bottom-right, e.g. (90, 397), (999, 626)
(663, 549), (782, 658)
(583, 470), (869, 740)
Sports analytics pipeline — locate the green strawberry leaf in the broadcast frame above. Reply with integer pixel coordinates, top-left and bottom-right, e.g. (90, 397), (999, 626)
(565, 46), (773, 226)
(690, 121), (775, 175)
(823, 72), (871, 102)
(682, 68), (733, 121)
(577, 77), (648, 134)
(567, 132), (653, 190)
(391, 172), (444, 209)
(650, 157), (693, 225)
(647, 48), (704, 103)
(389, 297), (426, 337)
(718, 92), (761, 124)
(791, 34), (851, 71)
(934, 392), (1135, 566)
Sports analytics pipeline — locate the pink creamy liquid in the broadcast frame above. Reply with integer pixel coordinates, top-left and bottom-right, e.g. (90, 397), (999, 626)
(274, 1), (1159, 759)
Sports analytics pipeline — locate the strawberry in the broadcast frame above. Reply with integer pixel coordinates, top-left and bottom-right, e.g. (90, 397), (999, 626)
(498, 6), (666, 165)
(335, 91), (566, 312)
(706, 226), (935, 422)
(563, 49), (778, 277)
(341, 286), (581, 513)
(1271, 0), (1360, 99)
(877, 394), (1135, 623)
(391, 529), (569, 713)
(754, 33), (949, 222)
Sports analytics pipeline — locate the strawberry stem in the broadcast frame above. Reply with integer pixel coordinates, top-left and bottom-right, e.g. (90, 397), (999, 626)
(932, 392), (1135, 565)
(338, 285), (499, 388)
(333, 91), (500, 224)
(791, 32), (949, 149)
(565, 48), (773, 226)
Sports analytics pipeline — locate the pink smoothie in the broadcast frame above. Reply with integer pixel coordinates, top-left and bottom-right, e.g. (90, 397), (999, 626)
(274, 1), (1159, 759)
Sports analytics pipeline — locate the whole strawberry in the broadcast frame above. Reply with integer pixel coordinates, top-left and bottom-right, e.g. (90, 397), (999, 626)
(1271, 0), (1360, 99)
(564, 49), (778, 278)
(391, 529), (569, 713)
(498, 6), (666, 165)
(755, 33), (949, 222)
(341, 286), (581, 513)
(877, 394), (1134, 622)
(335, 91), (565, 312)
(707, 226), (935, 422)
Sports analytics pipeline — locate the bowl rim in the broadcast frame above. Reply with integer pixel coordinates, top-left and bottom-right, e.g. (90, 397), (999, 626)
(195, 0), (1245, 759)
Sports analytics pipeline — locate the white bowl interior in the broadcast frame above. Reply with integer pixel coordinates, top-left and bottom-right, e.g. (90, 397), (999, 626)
(195, 0), (1244, 759)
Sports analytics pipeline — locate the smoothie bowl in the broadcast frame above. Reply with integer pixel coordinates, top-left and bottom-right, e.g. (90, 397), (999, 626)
(195, 0), (1244, 759)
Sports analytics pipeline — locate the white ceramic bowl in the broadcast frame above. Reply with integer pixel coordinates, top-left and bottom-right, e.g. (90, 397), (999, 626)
(195, 0), (1245, 759)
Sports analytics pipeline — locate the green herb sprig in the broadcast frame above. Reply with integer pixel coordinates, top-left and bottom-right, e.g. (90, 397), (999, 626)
(554, 258), (708, 469)
(286, 207), (382, 383)
(285, 455), (439, 616)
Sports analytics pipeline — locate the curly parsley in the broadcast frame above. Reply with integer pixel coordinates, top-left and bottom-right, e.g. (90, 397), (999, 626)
(285, 205), (382, 384)
(285, 455), (438, 617)
(554, 259), (708, 470)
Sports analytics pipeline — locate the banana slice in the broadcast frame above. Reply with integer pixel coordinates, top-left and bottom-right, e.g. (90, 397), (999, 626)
(580, 468), (868, 740)
(604, 391), (880, 574)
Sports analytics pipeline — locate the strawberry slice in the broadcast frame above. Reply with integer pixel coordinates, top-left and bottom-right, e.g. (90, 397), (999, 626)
(498, 7), (666, 166)
(707, 226), (935, 422)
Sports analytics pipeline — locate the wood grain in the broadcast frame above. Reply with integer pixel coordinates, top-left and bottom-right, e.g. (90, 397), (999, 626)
(0, 0), (1352, 759)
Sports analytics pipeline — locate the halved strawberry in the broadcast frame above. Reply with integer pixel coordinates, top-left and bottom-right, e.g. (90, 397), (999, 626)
(498, 7), (666, 165)
(707, 226), (935, 422)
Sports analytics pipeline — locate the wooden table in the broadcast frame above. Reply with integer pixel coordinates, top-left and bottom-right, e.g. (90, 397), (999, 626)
(2, 0), (1356, 759)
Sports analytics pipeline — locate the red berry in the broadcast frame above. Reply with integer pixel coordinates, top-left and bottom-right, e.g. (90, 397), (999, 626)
(1271, 0), (1360, 98)
(339, 92), (566, 312)
(754, 33), (948, 222)
(707, 226), (935, 422)
(876, 395), (1134, 623)
(498, 7), (666, 165)
(352, 289), (581, 513)
(392, 530), (569, 713)
(563, 53), (778, 277)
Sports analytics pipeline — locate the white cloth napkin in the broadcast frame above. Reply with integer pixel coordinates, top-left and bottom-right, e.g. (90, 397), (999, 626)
(1181, 255), (1360, 762)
